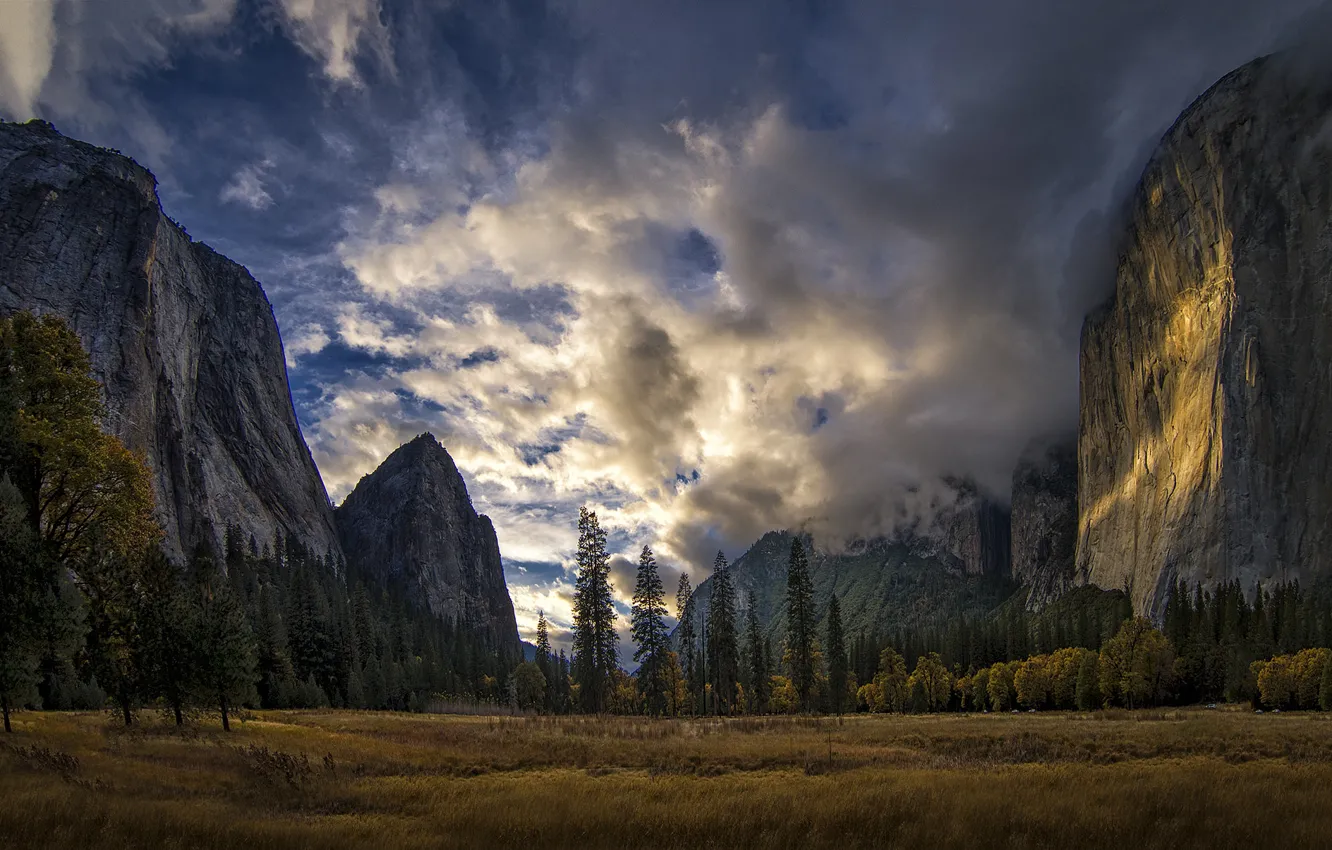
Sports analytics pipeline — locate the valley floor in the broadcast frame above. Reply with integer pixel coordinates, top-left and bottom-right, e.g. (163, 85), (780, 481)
(2, 709), (1331, 849)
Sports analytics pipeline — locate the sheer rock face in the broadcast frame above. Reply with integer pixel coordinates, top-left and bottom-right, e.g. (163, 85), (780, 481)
(0, 119), (340, 563)
(1011, 437), (1077, 608)
(1077, 55), (1332, 618)
(336, 434), (520, 659)
(913, 484), (1012, 580)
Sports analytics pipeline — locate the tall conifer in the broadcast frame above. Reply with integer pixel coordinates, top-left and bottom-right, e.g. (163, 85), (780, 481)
(631, 546), (670, 715)
(785, 537), (816, 711)
(707, 552), (740, 714)
(675, 573), (698, 715)
(571, 507), (617, 712)
(827, 594), (848, 715)
(744, 591), (769, 714)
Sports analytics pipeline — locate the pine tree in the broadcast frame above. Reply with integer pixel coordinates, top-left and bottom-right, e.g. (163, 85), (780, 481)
(707, 552), (740, 714)
(744, 592), (769, 714)
(136, 545), (195, 725)
(191, 560), (258, 731)
(826, 594), (848, 715)
(675, 573), (698, 715)
(571, 507), (617, 713)
(785, 537), (816, 711)
(631, 546), (670, 715)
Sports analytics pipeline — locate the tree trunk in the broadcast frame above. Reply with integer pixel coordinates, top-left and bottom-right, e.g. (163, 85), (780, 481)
(220, 696), (230, 732)
(121, 693), (133, 727)
(3, 694), (11, 733)
(173, 700), (183, 727)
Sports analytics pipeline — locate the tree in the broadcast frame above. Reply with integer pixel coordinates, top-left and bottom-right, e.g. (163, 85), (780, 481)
(0, 476), (42, 732)
(1013, 655), (1051, 710)
(571, 507), (617, 713)
(630, 546), (670, 715)
(744, 592), (769, 714)
(82, 544), (148, 726)
(534, 610), (554, 711)
(191, 559), (258, 731)
(1075, 649), (1101, 710)
(826, 595), (848, 715)
(873, 646), (909, 713)
(707, 551), (740, 714)
(0, 312), (157, 566)
(511, 661), (546, 711)
(970, 667), (991, 711)
(908, 652), (952, 712)
(1047, 647), (1086, 710)
(136, 545), (196, 725)
(784, 537), (816, 711)
(675, 573), (699, 715)
(987, 661), (1017, 711)
(1099, 618), (1173, 709)
(253, 583), (295, 708)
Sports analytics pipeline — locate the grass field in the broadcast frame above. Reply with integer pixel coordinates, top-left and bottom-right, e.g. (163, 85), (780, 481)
(3, 708), (1332, 849)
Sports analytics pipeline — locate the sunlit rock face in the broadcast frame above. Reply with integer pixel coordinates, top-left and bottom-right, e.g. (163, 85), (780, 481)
(1011, 437), (1077, 608)
(1077, 55), (1332, 618)
(336, 434), (521, 660)
(0, 119), (341, 563)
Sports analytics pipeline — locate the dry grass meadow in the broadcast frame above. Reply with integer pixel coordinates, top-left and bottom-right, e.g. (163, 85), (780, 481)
(3, 708), (1332, 849)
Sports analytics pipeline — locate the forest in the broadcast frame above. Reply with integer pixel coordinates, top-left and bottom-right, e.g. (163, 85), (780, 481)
(4, 308), (1332, 735)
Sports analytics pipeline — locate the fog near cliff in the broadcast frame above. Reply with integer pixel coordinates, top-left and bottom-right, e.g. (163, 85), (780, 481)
(3, 0), (1330, 638)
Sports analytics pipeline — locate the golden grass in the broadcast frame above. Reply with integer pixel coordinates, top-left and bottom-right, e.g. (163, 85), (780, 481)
(3, 709), (1332, 849)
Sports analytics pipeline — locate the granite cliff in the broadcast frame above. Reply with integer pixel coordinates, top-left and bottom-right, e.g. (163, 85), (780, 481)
(1077, 54), (1332, 617)
(0, 119), (339, 562)
(336, 434), (521, 660)
(1011, 437), (1078, 608)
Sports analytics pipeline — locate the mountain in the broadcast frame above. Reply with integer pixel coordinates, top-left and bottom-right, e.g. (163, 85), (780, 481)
(1010, 437), (1077, 608)
(1077, 54), (1332, 618)
(0, 119), (339, 562)
(336, 433), (521, 660)
(687, 490), (1014, 645)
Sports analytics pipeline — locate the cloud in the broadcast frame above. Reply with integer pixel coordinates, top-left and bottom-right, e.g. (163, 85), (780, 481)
(283, 323), (331, 367)
(0, 0), (55, 119)
(277, 0), (391, 84)
(220, 160), (276, 209)
(0, 0), (240, 124)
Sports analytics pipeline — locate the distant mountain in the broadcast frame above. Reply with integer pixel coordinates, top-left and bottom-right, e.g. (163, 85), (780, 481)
(0, 119), (339, 562)
(521, 641), (537, 662)
(686, 513), (1015, 649)
(336, 434), (521, 661)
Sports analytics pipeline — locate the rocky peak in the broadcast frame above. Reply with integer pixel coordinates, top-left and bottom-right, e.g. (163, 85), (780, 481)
(336, 434), (520, 659)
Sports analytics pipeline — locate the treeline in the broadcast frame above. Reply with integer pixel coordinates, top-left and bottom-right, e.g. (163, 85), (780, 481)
(0, 311), (513, 732)
(543, 507), (1332, 716)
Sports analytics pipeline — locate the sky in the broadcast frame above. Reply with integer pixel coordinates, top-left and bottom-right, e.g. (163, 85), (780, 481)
(2, 0), (1329, 652)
